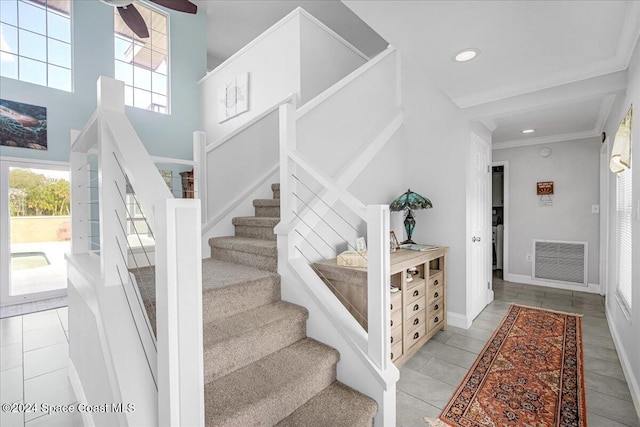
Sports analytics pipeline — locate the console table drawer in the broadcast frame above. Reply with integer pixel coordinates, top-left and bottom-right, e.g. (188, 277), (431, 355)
(390, 291), (402, 313)
(428, 284), (443, 305)
(406, 281), (426, 305)
(428, 271), (443, 291)
(428, 309), (444, 332)
(391, 340), (403, 362)
(390, 308), (403, 329)
(406, 324), (426, 349)
(429, 297), (444, 314)
(407, 309), (426, 330)
(390, 326), (403, 346)
(406, 298), (425, 316)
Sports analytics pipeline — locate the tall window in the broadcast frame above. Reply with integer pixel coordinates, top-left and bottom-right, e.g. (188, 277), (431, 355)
(0, 0), (72, 91)
(114, 2), (169, 114)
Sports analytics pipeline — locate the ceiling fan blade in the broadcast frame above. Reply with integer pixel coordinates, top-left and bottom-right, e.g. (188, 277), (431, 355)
(150, 0), (197, 14)
(118, 5), (149, 38)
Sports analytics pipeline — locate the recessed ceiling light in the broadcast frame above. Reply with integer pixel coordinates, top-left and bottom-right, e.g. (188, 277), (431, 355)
(452, 48), (480, 62)
(521, 129), (536, 134)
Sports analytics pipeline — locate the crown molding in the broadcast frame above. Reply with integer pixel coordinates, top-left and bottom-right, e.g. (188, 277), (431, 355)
(594, 94), (617, 133)
(492, 129), (599, 150)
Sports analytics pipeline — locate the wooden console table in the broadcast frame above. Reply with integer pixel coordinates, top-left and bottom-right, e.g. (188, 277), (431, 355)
(314, 246), (449, 366)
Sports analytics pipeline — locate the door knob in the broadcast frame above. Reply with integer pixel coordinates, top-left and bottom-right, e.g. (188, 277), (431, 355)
(477, 237), (481, 242)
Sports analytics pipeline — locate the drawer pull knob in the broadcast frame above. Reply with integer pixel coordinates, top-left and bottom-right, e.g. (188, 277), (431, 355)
(391, 336), (394, 344)
(413, 332), (420, 339)
(434, 316), (439, 323)
(390, 303), (393, 310)
(413, 304), (419, 311)
(390, 320), (394, 327)
(391, 352), (394, 359)
(413, 318), (419, 326)
(434, 292), (439, 298)
(413, 290), (419, 297)
(434, 304), (439, 311)
(434, 279), (439, 286)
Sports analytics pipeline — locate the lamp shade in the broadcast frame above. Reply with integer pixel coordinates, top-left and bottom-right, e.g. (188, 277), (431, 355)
(389, 189), (432, 212)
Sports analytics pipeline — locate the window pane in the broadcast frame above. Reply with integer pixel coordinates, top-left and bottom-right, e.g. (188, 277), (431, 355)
(133, 46), (151, 68)
(18, 1), (46, 35)
(133, 64), (151, 91)
(151, 71), (166, 95)
(151, 30), (166, 55)
(48, 38), (69, 67)
(47, 10), (69, 42)
(19, 29), (46, 61)
(19, 56), (46, 85)
(152, 92), (166, 110)
(0, 0), (18, 26)
(115, 60), (133, 86)
(48, 63), (70, 91)
(133, 87), (151, 109)
(0, 52), (18, 78)
(124, 85), (134, 106)
(114, 35), (132, 62)
(1, 23), (18, 54)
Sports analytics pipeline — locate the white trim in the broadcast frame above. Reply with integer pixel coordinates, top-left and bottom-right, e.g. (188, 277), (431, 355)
(149, 156), (196, 166)
(619, 0), (640, 69)
(198, 7), (369, 85)
(0, 156), (69, 167)
(504, 273), (602, 294)
(493, 130), (600, 150)
(296, 47), (396, 119)
(605, 308), (640, 421)
(206, 94), (295, 154)
(594, 94), (618, 133)
(201, 166), (279, 234)
(68, 359), (96, 427)
(599, 140), (610, 296)
(447, 311), (472, 329)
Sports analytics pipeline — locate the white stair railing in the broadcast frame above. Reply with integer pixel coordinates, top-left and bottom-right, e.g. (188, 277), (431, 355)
(70, 76), (204, 426)
(275, 47), (402, 426)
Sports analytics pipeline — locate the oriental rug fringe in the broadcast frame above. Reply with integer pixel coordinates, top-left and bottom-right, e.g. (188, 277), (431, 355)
(426, 304), (586, 427)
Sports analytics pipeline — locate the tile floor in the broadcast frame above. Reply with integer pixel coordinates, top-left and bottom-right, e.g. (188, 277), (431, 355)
(0, 307), (82, 427)
(396, 276), (640, 427)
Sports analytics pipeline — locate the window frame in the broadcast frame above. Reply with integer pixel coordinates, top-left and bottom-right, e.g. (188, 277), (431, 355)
(0, 0), (73, 92)
(113, 0), (170, 115)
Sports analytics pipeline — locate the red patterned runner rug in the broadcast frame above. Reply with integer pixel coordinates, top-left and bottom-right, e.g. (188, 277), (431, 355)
(425, 304), (586, 427)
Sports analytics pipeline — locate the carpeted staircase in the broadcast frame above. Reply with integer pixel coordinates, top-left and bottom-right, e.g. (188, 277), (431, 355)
(204, 183), (378, 426)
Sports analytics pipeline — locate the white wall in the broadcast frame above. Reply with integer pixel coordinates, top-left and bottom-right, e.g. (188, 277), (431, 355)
(493, 137), (601, 287)
(398, 57), (471, 319)
(299, 13), (367, 104)
(200, 14), (301, 141)
(602, 39), (640, 416)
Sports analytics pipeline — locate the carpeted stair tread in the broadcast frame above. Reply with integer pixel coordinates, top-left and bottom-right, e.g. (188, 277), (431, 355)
(231, 216), (280, 227)
(209, 236), (277, 257)
(275, 382), (378, 427)
(253, 198), (281, 207)
(201, 258), (277, 291)
(203, 301), (308, 382)
(204, 338), (339, 426)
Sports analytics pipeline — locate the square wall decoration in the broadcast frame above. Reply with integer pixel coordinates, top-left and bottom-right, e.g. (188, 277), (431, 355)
(0, 99), (48, 150)
(218, 72), (249, 123)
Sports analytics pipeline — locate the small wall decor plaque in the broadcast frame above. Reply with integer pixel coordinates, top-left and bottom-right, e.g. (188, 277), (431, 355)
(536, 181), (554, 195)
(0, 99), (47, 150)
(218, 72), (249, 123)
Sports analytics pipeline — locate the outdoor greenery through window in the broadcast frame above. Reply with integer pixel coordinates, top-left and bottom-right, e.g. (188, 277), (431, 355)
(114, 2), (169, 114)
(0, 0), (72, 91)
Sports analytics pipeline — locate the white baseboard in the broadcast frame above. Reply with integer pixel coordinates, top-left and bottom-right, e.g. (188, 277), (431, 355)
(504, 273), (601, 294)
(447, 311), (472, 329)
(68, 359), (96, 427)
(605, 310), (640, 421)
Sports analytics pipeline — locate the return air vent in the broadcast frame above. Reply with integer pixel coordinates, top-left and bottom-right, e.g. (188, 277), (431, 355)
(533, 240), (587, 286)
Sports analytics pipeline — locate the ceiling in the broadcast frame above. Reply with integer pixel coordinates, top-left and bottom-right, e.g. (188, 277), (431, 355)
(194, 0), (640, 149)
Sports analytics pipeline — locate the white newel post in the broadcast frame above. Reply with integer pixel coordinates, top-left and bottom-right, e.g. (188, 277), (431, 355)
(278, 100), (300, 261)
(366, 204), (390, 370)
(156, 199), (204, 427)
(97, 77), (127, 285)
(193, 131), (207, 221)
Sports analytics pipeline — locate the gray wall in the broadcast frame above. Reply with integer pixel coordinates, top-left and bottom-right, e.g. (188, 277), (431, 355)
(0, 1), (207, 162)
(493, 137), (601, 284)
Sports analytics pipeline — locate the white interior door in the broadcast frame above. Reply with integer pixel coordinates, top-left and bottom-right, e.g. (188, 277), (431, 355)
(468, 133), (491, 321)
